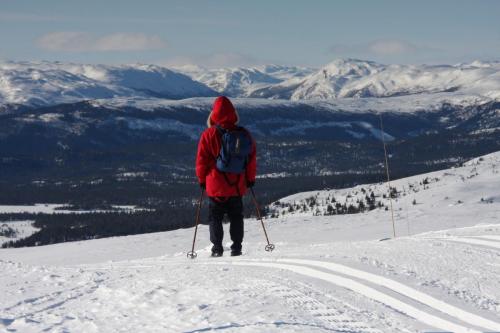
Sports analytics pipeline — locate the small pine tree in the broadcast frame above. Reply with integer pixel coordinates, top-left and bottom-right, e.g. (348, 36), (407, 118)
(347, 204), (357, 214)
(358, 201), (366, 212)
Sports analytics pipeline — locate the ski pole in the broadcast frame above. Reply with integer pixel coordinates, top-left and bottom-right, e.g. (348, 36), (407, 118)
(187, 189), (204, 259)
(250, 187), (275, 252)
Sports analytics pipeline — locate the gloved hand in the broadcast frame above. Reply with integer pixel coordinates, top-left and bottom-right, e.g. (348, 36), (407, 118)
(200, 183), (206, 190)
(246, 180), (255, 188)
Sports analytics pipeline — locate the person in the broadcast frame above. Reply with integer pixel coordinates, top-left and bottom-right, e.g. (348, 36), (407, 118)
(196, 96), (257, 257)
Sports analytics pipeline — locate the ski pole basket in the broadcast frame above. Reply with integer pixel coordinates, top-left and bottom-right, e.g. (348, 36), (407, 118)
(265, 244), (275, 252)
(250, 188), (275, 252)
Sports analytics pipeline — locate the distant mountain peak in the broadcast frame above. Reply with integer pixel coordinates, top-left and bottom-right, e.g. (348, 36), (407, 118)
(321, 58), (384, 77)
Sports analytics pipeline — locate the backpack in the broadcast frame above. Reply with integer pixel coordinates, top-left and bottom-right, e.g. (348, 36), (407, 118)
(215, 126), (252, 174)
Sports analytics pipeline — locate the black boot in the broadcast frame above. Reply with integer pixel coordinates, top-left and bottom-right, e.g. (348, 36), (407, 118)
(230, 243), (242, 256)
(211, 245), (223, 257)
(230, 249), (242, 256)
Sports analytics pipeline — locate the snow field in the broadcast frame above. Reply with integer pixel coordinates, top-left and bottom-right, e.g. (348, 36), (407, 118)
(2, 222), (500, 332)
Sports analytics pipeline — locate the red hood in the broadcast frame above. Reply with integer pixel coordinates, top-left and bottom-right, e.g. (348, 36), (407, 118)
(208, 96), (238, 128)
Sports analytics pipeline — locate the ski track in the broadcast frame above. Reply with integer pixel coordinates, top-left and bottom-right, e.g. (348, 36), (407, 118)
(103, 261), (383, 332)
(232, 277), (382, 333)
(208, 260), (491, 333)
(277, 258), (500, 332)
(470, 235), (500, 243)
(424, 236), (500, 250)
(60, 260), (380, 332)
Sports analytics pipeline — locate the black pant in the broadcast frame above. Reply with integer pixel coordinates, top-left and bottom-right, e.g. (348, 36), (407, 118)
(208, 196), (244, 252)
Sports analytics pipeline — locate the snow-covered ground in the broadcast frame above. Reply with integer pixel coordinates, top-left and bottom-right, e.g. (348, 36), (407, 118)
(1, 153), (500, 332)
(269, 151), (500, 222)
(0, 221), (39, 246)
(0, 205), (147, 246)
(0, 204), (145, 215)
(91, 90), (494, 115)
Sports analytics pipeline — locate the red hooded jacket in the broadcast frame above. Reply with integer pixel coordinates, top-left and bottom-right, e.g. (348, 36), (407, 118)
(196, 96), (257, 197)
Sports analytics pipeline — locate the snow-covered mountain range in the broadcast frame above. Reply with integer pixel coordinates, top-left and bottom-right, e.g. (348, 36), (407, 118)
(175, 64), (315, 97)
(1, 151), (500, 332)
(1, 59), (500, 108)
(248, 59), (500, 100)
(0, 61), (217, 106)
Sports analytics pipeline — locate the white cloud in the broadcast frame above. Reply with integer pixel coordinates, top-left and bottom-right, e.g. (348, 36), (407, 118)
(161, 52), (268, 69)
(92, 33), (166, 51)
(329, 39), (425, 57)
(368, 40), (417, 55)
(36, 32), (167, 52)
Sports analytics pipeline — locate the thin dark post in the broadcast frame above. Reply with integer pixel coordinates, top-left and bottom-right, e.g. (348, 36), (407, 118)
(379, 114), (396, 238)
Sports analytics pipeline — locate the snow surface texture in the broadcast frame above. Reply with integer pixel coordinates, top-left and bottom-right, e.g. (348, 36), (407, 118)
(1, 59), (500, 111)
(1, 153), (500, 332)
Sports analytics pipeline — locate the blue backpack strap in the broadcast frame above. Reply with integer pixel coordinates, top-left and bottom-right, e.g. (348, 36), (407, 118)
(237, 126), (251, 168)
(214, 125), (229, 165)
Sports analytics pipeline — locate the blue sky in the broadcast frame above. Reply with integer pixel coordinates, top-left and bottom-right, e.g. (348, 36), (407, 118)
(1, 0), (499, 67)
